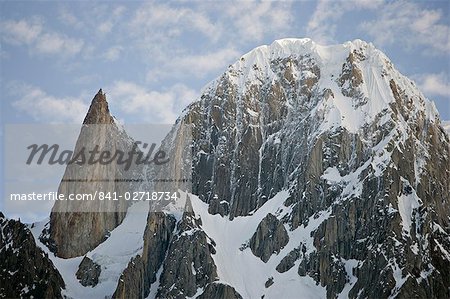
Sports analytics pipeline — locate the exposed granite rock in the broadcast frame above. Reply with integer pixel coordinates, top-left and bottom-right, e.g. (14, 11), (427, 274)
(338, 51), (364, 99)
(250, 213), (289, 262)
(156, 197), (218, 298)
(47, 89), (141, 258)
(198, 282), (243, 299)
(112, 212), (176, 298)
(0, 213), (65, 298)
(185, 52), (323, 219)
(264, 277), (274, 288)
(348, 252), (395, 299)
(76, 256), (101, 287)
(141, 212), (176, 297)
(298, 250), (348, 298)
(208, 196), (230, 217)
(276, 245), (304, 273)
(82, 89), (114, 125)
(112, 256), (145, 299)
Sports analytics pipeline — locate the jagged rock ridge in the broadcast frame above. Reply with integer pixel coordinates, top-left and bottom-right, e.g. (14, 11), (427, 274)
(0, 213), (65, 298)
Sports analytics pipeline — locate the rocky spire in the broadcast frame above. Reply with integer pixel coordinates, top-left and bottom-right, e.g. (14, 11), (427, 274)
(82, 89), (114, 125)
(45, 89), (136, 258)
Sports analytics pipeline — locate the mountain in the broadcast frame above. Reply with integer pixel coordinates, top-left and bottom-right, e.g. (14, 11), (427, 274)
(166, 38), (450, 298)
(42, 89), (143, 258)
(0, 213), (65, 298)
(2, 38), (449, 299)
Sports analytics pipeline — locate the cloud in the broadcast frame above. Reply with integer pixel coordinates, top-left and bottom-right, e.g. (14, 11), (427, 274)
(0, 19), (42, 45)
(10, 83), (88, 123)
(174, 48), (239, 74)
(146, 47), (240, 81)
(129, 1), (294, 82)
(130, 2), (222, 44)
(58, 9), (83, 29)
(104, 45), (123, 61)
(361, 1), (450, 54)
(1, 18), (84, 56)
(96, 5), (126, 36)
(414, 72), (450, 98)
(9, 81), (198, 125)
(307, 0), (383, 44)
(35, 32), (84, 55)
(112, 6), (126, 18)
(108, 81), (198, 123)
(130, 1), (294, 56)
(223, 1), (293, 42)
(98, 21), (114, 35)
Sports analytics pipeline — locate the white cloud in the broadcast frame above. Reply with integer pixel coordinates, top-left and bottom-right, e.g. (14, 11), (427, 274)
(361, 1), (450, 54)
(307, 0), (383, 44)
(1, 18), (84, 56)
(112, 6), (126, 18)
(11, 84), (88, 123)
(125, 1), (295, 83)
(305, 0), (449, 53)
(130, 1), (294, 53)
(128, 1), (295, 82)
(9, 81), (198, 125)
(58, 9), (83, 29)
(0, 19), (42, 45)
(104, 46), (123, 61)
(131, 2), (222, 43)
(174, 48), (239, 74)
(223, 1), (293, 42)
(415, 73), (450, 98)
(98, 21), (114, 35)
(35, 32), (84, 55)
(147, 47), (240, 81)
(108, 81), (198, 123)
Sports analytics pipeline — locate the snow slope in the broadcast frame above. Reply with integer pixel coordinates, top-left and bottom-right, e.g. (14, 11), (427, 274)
(181, 191), (328, 299)
(31, 201), (149, 298)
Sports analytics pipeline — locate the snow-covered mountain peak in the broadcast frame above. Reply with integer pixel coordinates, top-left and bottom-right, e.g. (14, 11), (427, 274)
(198, 38), (441, 135)
(233, 38), (379, 70)
(171, 38), (450, 299)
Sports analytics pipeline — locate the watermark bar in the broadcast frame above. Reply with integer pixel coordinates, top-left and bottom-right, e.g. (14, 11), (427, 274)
(4, 124), (192, 213)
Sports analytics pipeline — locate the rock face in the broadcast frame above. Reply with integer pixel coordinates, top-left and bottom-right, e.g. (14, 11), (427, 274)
(112, 198), (221, 299)
(156, 197), (218, 298)
(76, 256), (101, 287)
(276, 245), (303, 273)
(112, 255), (145, 299)
(167, 39), (450, 298)
(0, 213), (65, 298)
(197, 282), (243, 299)
(250, 213), (289, 262)
(46, 89), (141, 258)
(112, 212), (176, 299)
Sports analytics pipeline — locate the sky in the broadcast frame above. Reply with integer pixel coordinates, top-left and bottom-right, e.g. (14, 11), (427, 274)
(1, 0), (449, 221)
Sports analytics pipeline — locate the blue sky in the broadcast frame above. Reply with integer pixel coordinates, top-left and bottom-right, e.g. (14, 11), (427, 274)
(1, 0), (449, 125)
(1, 0), (449, 221)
